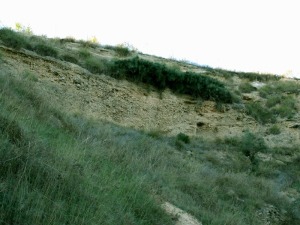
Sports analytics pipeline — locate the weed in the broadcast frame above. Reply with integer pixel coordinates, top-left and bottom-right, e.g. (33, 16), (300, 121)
(267, 125), (281, 135)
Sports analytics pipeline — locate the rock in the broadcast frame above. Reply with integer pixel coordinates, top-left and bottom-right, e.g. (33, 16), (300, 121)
(162, 202), (202, 225)
(256, 204), (283, 225)
(73, 76), (84, 85)
(290, 124), (300, 129)
(242, 94), (253, 101)
(251, 81), (266, 89)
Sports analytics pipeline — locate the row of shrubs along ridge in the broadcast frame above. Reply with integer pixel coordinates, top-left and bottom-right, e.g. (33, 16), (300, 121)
(110, 57), (233, 103)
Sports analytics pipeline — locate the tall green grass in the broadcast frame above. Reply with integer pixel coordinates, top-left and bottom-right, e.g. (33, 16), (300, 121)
(0, 71), (172, 225)
(1, 69), (299, 224)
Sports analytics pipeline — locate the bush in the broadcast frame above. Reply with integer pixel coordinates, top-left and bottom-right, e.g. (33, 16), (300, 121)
(114, 45), (131, 57)
(260, 81), (300, 98)
(78, 39), (98, 48)
(111, 57), (233, 103)
(205, 67), (281, 82)
(267, 125), (281, 135)
(245, 102), (276, 124)
(0, 28), (29, 50)
(265, 94), (297, 119)
(59, 37), (76, 43)
(78, 48), (91, 59)
(84, 56), (109, 74)
(239, 82), (256, 93)
(240, 132), (267, 164)
(176, 132), (190, 144)
(33, 44), (58, 57)
(61, 54), (78, 64)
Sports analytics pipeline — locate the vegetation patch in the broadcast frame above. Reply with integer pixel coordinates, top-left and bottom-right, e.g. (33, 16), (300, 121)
(267, 125), (281, 135)
(0, 28), (29, 50)
(78, 48), (91, 59)
(204, 66), (281, 81)
(114, 44), (132, 57)
(84, 56), (110, 74)
(60, 54), (78, 64)
(239, 82), (257, 93)
(245, 102), (276, 124)
(32, 43), (58, 57)
(110, 57), (233, 103)
(260, 81), (300, 97)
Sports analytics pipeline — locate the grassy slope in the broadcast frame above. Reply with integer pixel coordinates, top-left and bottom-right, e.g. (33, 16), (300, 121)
(1, 30), (300, 225)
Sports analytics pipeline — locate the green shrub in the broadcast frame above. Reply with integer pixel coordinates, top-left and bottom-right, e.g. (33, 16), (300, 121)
(61, 54), (78, 64)
(78, 39), (98, 48)
(260, 81), (300, 98)
(114, 45), (131, 57)
(205, 67), (281, 82)
(176, 132), (190, 144)
(111, 57), (232, 103)
(239, 82), (256, 93)
(267, 125), (281, 135)
(240, 132), (267, 164)
(245, 102), (276, 124)
(266, 94), (283, 108)
(59, 37), (76, 43)
(0, 28), (29, 50)
(78, 48), (91, 59)
(265, 94), (297, 119)
(33, 44), (58, 57)
(271, 99), (297, 119)
(84, 56), (109, 74)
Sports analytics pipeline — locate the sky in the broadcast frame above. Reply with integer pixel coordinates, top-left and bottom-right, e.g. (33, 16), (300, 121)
(1, 0), (299, 78)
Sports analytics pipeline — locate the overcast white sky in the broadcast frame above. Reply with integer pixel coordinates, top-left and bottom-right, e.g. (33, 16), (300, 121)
(1, 0), (299, 77)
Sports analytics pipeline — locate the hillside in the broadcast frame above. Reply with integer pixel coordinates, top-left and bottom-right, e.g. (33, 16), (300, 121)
(0, 28), (300, 225)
